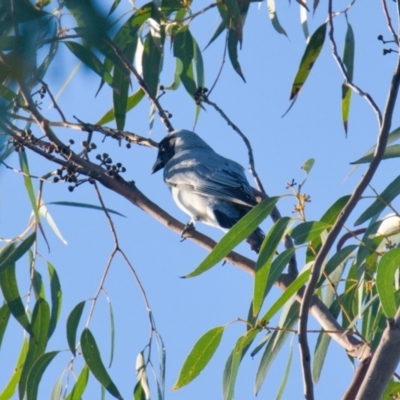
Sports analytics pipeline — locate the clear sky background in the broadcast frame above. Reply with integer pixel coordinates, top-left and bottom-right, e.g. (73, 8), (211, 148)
(1, 0), (400, 399)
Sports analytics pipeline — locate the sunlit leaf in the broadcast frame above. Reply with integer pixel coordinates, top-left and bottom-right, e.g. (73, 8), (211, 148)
(253, 217), (291, 317)
(173, 326), (225, 390)
(342, 22), (355, 134)
(355, 175), (400, 226)
(51, 374), (63, 400)
(301, 158), (315, 175)
(26, 351), (59, 400)
(352, 144), (400, 165)
(81, 328), (123, 399)
(290, 23), (327, 100)
(66, 301), (85, 356)
(377, 248), (400, 318)
(184, 197), (279, 278)
(291, 220), (331, 245)
(65, 365), (89, 400)
(267, 0), (288, 37)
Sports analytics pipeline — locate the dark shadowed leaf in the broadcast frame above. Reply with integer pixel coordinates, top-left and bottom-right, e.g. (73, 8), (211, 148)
(66, 301), (85, 356)
(173, 326), (225, 390)
(355, 175), (400, 226)
(26, 351), (59, 400)
(47, 262), (62, 339)
(81, 328), (123, 399)
(184, 197), (279, 277)
(0, 303), (10, 350)
(290, 23), (326, 100)
(142, 32), (163, 98)
(228, 28), (246, 82)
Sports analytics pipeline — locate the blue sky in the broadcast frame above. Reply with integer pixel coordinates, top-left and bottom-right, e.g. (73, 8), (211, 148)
(1, 0), (400, 399)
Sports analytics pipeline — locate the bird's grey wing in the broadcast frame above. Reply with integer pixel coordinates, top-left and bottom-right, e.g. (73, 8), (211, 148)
(165, 156), (256, 207)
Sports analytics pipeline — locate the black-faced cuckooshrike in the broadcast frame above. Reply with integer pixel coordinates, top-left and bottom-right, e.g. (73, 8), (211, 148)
(152, 129), (264, 252)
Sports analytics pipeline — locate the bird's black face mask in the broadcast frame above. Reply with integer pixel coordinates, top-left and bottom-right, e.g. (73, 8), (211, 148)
(151, 136), (175, 174)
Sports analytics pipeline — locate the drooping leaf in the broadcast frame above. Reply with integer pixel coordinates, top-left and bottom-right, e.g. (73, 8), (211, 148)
(81, 328), (123, 399)
(204, 20), (226, 50)
(0, 263), (31, 333)
(228, 28), (246, 82)
(46, 201), (126, 217)
(0, 303), (10, 350)
(26, 351), (59, 400)
(290, 23), (327, 100)
(253, 217), (291, 317)
(355, 175), (400, 226)
(275, 336), (294, 399)
(173, 326), (225, 390)
(66, 301), (85, 356)
(291, 220), (331, 245)
(47, 262), (62, 339)
(184, 197), (279, 278)
(342, 22), (355, 134)
(223, 328), (259, 400)
(65, 364), (90, 400)
(19, 152), (40, 222)
(142, 31), (163, 98)
(377, 248), (400, 318)
(267, 0), (288, 36)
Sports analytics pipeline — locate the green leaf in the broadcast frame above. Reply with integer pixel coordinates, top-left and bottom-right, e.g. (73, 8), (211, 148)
(320, 195), (351, 225)
(184, 197), (279, 278)
(276, 336), (294, 400)
(260, 265), (312, 324)
(0, 263), (31, 333)
(267, 0), (288, 36)
(142, 32), (163, 97)
(133, 381), (146, 400)
(383, 379), (400, 400)
(81, 329), (123, 399)
(19, 299), (50, 399)
(0, 304), (10, 351)
(342, 22), (355, 134)
(33, 269), (45, 299)
(255, 302), (299, 394)
(47, 262), (62, 339)
(26, 351), (59, 400)
(19, 152), (40, 222)
(173, 326), (225, 390)
(97, 88), (145, 126)
(301, 158), (315, 175)
(223, 328), (259, 400)
(193, 38), (204, 88)
(352, 144), (400, 164)
(377, 248), (400, 318)
(0, 338), (28, 399)
(64, 42), (113, 85)
(253, 217), (291, 317)
(0, 85), (17, 102)
(204, 20), (226, 50)
(65, 365), (89, 400)
(0, 232), (36, 272)
(66, 301), (85, 356)
(290, 23), (327, 100)
(355, 175), (400, 226)
(291, 221), (331, 245)
(47, 201), (126, 217)
(228, 28), (246, 82)
(51, 374), (63, 400)
(106, 296), (115, 367)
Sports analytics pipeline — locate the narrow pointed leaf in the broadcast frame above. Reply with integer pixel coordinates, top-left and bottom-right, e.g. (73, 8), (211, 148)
(224, 329), (259, 400)
(142, 32), (163, 97)
(228, 28), (246, 82)
(377, 248), (400, 318)
(0, 304), (10, 350)
(254, 217), (291, 317)
(173, 326), (225, 390)
(51, 375), (63, 400)
(47, 262), (62, 338)
(47, 201), (126, 217)
(352, 144), (400, 164)
(184, 197), (279, 278)
(66, 301), (85, 356)
(342, 22), (355, 134)
(355, 175), (400, 226)
(40, 204), (68, 245)
(97, 88), (145, 125)
(65, 365), (89, 400)
(255, 302), (299, 394)
(19, 152), (40, 222)
(26, 351), (59, 400)
(81, 328), (123, 399)
(64, 42), (113, 85)
(0, 232), (36, 272)
(0, 263), (31, 333)
(291, 220), (331, 245)
(204, 20), (226, 50)
(276, 336), (294, 399)
(267, 0), (288, 36)
(193, 38), (204, 88)
(290, 23), (327, 99)
(0, 338), (28, 398)
(134, 381), (147, 400)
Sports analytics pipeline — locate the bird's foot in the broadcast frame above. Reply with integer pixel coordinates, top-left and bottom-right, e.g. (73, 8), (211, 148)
(180, 221), (195, 242)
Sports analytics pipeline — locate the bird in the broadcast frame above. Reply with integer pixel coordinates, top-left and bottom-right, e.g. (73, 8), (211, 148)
(151, 129), (265, 253)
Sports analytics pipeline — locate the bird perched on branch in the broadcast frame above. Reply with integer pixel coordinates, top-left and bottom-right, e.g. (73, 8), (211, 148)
(152, 129), (264, 252)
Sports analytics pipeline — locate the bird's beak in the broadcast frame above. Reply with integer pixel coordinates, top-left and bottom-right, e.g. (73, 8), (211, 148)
(151, 157), (165, 174)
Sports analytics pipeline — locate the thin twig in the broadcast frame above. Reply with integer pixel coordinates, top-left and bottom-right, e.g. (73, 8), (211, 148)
(298, 2), (400, 399)
(382, 0), (399, 46)
(180, 2), (220, 23)
(208, 30), (228, 96)
(40, 80), (66, 122)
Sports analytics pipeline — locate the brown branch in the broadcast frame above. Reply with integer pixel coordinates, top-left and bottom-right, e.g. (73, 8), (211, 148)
(298, 2), (400, 399)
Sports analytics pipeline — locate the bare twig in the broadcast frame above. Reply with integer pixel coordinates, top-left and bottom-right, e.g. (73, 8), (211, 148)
(298, 2), (400, 398)
(208, 30), (228, 96)
(40, 80), (66, 122)
(382, 0), (399, 46)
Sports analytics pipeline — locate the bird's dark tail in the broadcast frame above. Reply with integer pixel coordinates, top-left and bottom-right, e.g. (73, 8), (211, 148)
(246, 227), (265, 254)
